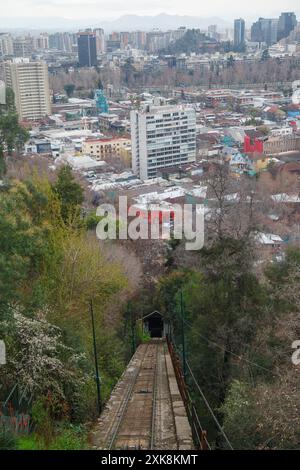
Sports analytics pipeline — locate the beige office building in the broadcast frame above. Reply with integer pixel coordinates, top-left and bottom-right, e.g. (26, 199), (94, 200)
(4, 59), (51, 121)
(83, 137), (131, 159)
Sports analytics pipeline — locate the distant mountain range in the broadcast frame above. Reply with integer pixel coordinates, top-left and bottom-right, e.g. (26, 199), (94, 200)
(101, 14), (231, 32)
(0, 13), (232, 33)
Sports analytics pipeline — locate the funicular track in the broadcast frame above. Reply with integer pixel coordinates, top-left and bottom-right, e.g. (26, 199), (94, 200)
(109, 342), (157, 450)
(91, 339), (194, 450)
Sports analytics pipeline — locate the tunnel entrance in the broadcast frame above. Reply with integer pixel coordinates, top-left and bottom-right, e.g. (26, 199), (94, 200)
(148, 316), (163, 338)
(142, 311), (165, 338)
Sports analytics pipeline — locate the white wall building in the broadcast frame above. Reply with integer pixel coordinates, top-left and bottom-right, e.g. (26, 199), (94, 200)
(0, 81), (5, 105)
(131, 102), (196, 180)
(4, 59), (51, 121)
(94, 28), (105, 54)
(270, 127), (294, 137)
(0, 33), (13, 57)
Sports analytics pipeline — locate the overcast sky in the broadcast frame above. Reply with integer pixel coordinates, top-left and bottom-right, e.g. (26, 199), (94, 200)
(2, 0), (300, 20)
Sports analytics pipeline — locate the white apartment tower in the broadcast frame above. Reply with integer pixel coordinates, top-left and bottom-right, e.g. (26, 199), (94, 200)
(94, 28), (105, 55)
(131, 101), (196, 180)
(4, 59), (51, 121)
(0, 33), (13, 57)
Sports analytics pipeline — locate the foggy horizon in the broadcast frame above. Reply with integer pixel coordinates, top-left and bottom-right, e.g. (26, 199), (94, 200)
(1, 0), (300, 23)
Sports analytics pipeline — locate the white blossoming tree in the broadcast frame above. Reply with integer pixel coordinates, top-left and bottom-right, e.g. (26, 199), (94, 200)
(4, 310), (87, 417)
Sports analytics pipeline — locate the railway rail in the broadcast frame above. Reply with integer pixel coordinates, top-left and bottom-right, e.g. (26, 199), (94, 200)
(91, 339), (193, 450)
(110, 342), (157, 450)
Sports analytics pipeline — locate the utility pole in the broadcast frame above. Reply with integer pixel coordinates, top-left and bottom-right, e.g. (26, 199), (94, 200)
(130, 308), (136, 356)
(180, 290), (187, 379)
(90, 300), (102, 416)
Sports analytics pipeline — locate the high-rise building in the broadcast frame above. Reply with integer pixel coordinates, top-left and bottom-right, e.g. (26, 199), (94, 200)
(277, 12), (297, 41)
(94, 28), (105, 55)
(251, 18), (279, 45)
(234, 18), (245, 47)
(146, 31), (171, 53)
(0, 33), (13, 57)
(106, 39), (121, 53)
(109, 32), (120, 41)
(120, 32), (130, 49)
(170, 27), (186, 43)
(77, 31), (97, 67)
(49, 33), (62, 50)
(49, 32), (74, 52)
(132, 31), (147, 49)
(0, 80), (5, 105)
(34, 33), (49, 50)
(131, 101), (196, 180)
(4, 59), (51, 121)
(13, 36), (34, 57)
(208, 25), (218, 40)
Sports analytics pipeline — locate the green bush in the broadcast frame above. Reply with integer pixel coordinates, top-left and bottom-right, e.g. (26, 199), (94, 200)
(85, 211), (121, 234)
(49, 426), (88, 450)
(220, 380), (258, 450)
(17, 435), (41, 450)
(136, 322), (151, 344)
(0, 430), (17, 450)
(31, 398), (54, 446)
(17, 426), (88, 450)
(85, 212), (103, 231)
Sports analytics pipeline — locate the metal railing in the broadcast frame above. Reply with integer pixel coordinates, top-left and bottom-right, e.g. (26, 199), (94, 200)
(166, 336), (210, 450)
